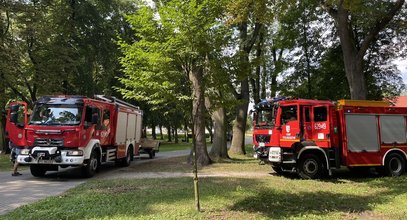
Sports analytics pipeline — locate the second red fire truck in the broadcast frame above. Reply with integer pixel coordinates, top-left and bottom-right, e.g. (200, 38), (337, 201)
(5, 95), (153, 177)
(252, 97), (407, 179)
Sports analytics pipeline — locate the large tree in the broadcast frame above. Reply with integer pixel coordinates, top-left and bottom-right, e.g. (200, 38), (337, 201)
(322, 0), (406, 100)
(227, 0), (271, 155)
(119, 0), (228, 165)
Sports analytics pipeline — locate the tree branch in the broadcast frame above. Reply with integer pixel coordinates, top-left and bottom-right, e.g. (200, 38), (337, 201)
(228, 81), (240, 99)
(321, 0), (340, 19)
(3, 78), (32, 106)
(358, 0), (405, 58)
(243, 22), (262, 53)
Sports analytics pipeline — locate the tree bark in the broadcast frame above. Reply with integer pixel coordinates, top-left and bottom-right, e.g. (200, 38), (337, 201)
(229, 78), (249, 155)
(159, 125), (164, 140)
(174, 128), (178, 143)
(167, 125), (172, 142)
(188, 67), (211, 166)
(209, 106), (229, 161)
(0, 73), (6, 153)
(229, 21), (260, 155)
(151, 123), (156, 139)
(336, 6), (366, 100)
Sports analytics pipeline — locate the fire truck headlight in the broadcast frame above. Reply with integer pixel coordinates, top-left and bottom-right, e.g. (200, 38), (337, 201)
(66, 150), (83, 156)
(20, 149), (30, 155)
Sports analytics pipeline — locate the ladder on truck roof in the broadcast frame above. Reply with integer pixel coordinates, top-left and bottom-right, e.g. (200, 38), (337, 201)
(94, 95), (140, 110)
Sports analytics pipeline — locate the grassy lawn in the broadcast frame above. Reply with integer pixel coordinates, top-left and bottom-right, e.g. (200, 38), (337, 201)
(158, 142), (192, 152)
(3, 145), (407, 219)
(0, 146), (407, 219)
(3, 174), (407, 219)
(0, 154), (12, 172)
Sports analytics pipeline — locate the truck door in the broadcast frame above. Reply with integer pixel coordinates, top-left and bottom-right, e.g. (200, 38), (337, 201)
(5, 102), (28, 146)
(301, 106), (312, 141)
(312, 105), (330, 147)
(280, 105), (300, 147)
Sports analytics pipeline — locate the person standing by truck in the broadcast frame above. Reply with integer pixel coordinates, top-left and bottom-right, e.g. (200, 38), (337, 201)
(10, 141), (22, 176)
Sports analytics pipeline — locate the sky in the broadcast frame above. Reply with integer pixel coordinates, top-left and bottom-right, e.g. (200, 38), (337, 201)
(394, 59), (407, 84)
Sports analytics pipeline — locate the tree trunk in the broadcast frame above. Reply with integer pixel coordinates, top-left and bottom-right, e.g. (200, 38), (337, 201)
(151, 123), (156, 139)
(336, 7), (366, 100)
(167, 125), (172, 142)
(184, 121), (189, 143)
(159, 125), (164, 140)
(229, 21), (261, 155)
(205, 121), (213, 144)
(174, 128), (178, 143)
(188, 67), (211, 166)
(0, 73), (5, 153)
(229, 79), (249, 155)
(209, 106), (229, 161)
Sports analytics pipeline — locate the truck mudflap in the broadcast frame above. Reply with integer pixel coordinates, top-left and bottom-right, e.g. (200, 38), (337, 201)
(16, 147), (85, 166)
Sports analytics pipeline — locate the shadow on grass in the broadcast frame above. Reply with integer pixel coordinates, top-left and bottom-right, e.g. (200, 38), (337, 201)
(230, 188), (376, 218)
(3, 174), (407, 219)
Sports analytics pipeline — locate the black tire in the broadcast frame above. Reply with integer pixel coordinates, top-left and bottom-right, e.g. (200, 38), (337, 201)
(384, 153), (406, 177)
(116, 147), (132, 167)
(148, 150), (155, 159)
(82, 150), (99, 178)
(122, 148), (132, 166)
(30, 165), (47, 177)
(272, 165), (284, 175)
(298, 154), (324, 179)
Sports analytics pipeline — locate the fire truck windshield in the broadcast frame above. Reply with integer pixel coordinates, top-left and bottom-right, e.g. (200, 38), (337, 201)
(255, 107), (276, 128)
(29, 104), (83, 126)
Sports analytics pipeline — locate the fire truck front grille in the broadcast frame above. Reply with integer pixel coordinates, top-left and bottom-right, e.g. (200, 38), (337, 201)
(35, 138), (64, 147)
(255, 135), (271, 144)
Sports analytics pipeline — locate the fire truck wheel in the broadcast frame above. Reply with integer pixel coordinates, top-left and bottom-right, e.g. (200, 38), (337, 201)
(116, 147), (132, 167)
(82, 150), (99, 178)
(122, 149), (132, 166)
(384, 153), (406, 177)
(30, 165), (47, 177)
(148, 150), (155, 159)
(272, 165), (284, 175)
(298, 154), (324, 179)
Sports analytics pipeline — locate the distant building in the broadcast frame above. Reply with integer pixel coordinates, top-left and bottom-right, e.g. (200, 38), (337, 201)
(388, 96), (407, 107)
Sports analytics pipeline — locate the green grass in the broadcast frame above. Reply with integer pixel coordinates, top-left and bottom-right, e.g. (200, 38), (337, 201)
(4, 144), (407, 219)
(3, 174), (407, 219)
(0, 154), (12, 172)
(158, 142), (192, 152)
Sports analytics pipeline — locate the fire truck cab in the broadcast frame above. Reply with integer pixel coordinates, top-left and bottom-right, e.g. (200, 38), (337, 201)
(253, 97), (407, 179)
(6, 95), (144, 177)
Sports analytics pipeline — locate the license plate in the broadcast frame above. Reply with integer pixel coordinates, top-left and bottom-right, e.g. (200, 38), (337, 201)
(38, 153), (46, 157)
(259, 143), (265, 147)
(38, 160), (53, 164)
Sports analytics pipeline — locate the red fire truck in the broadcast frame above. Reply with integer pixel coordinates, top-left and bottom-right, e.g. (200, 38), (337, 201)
(252, 97), (407, 179)
(5, 95), (146, 177)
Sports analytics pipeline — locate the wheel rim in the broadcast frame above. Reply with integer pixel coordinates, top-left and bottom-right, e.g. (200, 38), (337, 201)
(389, 157), (402, 173)
(126, 152), (131, 163)
(304, 159), (318, 175)
(90, 155), (98, 171)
